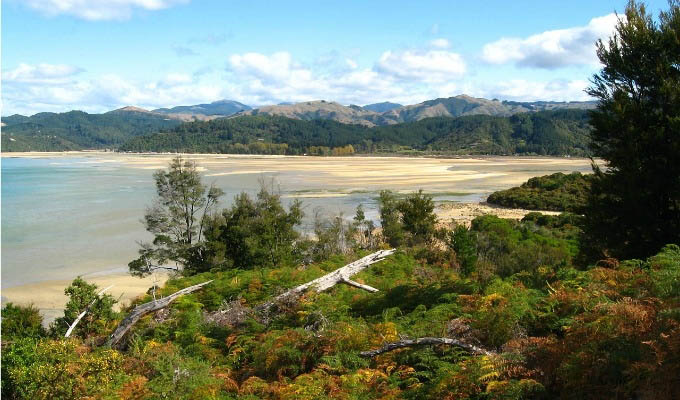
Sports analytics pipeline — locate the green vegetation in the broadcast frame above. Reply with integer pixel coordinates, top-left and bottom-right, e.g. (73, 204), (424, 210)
(1, 109), (180, 151)
(2, 2), (680, 399)
(119, 109), (592, 156)
(583, 1), (680, 260)
(487, 172), (593, 212)
(128, 157), (224, 277)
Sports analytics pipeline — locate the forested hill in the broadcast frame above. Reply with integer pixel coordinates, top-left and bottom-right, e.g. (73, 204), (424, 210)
(1, 109), (181, 151)
(120, 109), (592, 156)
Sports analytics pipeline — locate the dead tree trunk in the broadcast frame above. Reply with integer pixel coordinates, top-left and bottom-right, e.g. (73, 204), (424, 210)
(256, 249), (395, 317)
(107, 280), (212, 348)
(359, 337), (496, 358)
(65, 285), (114, 338)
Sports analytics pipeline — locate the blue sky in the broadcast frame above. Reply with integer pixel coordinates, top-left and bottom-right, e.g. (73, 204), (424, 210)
(1, 0), (671, 115)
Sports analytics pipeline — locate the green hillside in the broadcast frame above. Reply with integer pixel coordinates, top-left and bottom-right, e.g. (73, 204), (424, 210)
(487, 172), (594, 212)
(1, 109), (181, 151)
(121, 109), (592, 156)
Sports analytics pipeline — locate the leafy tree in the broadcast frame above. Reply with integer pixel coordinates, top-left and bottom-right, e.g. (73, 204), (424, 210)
(378, 190), (404, 247)
(1, 303), (46, 340)
(205, 183), (303, 270)
(51, 277), (116, 338)
(449, 225), (478, 275)
(398, 189), (437, 244)
(583, 1), (680, 259)
(129, 156), (224, 276)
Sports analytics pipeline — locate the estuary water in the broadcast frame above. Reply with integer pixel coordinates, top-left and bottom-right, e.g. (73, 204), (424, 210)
(1, 153), (594, 291)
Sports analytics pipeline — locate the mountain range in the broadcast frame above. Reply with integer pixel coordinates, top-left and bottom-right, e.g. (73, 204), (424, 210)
(1, 95), (596, 153)
(231, 95), (595, 126)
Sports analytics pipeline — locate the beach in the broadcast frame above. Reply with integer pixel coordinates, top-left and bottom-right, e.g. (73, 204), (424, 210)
(1, 152), (594, 322)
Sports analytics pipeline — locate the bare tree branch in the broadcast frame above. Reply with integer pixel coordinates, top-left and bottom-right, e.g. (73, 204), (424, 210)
(359, 337), (496, 358)
(65, 285), (114, 338)
(256, 249), (395, 316)
(107, 280), (212, 348)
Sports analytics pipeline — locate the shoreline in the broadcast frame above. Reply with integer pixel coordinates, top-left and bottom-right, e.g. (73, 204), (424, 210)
(1, 201), (560, 324)
(1, 272), (169, 325)
(0, 150), (595, 161)
(2, 152), (588, 322)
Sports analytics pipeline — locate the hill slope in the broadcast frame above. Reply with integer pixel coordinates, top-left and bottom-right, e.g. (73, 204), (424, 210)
(120, 109), (592, 156)
(1, 109), (182, 151)
(234, 95), (596, 126)
(153, 99), (251, 117)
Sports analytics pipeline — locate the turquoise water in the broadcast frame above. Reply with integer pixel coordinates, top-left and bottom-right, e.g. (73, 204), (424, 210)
(2, 157), (157, 287)
(2, 155), (593, 289)
(0, 157), (381, 288)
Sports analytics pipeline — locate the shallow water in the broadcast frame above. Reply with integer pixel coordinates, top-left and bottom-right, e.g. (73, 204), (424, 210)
(1, 154), (593, 288)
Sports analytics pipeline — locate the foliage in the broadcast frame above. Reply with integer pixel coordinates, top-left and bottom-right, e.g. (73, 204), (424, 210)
(0, 109), (179, 151)
(2, 339), (127, 399)
(199, 184), (303, 271)
(51, 277), (117, 338)
(379, 190), (438, 247)
(129, 156), (224, 276)
(583, 0), (680, 260)
(449, 225), (478, 275)
(1, 303), (46, 341)
(119, 110), (593, 156)
(487, 172), (593, 212)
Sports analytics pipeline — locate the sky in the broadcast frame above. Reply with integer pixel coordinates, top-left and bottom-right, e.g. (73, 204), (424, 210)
(0, 0), (671, 116)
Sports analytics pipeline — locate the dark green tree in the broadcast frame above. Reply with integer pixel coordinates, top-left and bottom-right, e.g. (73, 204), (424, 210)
(206, 183), (304, 270)
(449, 225), (478, 275)
(1, 303), (46, 340)
(398, 189), (437, 244)
(379, 190), (404, 247)
(129, 157), (224, 276)
(583, 1), (680, 259)
(51, 277), (116, 338)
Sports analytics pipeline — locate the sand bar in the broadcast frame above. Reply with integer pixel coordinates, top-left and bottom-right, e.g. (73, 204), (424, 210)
(2, 152), (593, 322)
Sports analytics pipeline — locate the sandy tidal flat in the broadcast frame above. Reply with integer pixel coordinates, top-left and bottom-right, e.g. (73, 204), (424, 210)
(2, 152), (594, 322)
(0, 272), (168, 325)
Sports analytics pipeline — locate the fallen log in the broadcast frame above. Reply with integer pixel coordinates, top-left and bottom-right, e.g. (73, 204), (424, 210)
(107, 280), (212, 348)
(65, 285), (114, 338)
(256, 249), (395, 316)
(359, 337), (496, 358)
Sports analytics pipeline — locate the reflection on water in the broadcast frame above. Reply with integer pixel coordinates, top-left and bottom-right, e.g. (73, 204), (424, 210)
(1, 154), (593, 288)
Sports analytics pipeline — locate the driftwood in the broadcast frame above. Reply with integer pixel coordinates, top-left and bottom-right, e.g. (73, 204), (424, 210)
(65, 285), (114, 338)
(107, 280), (212, 348)
(359, 337), (496, 358)
(256, 249), (395, 316)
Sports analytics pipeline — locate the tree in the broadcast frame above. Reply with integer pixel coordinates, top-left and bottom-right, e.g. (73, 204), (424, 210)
(1, 303), (46, 340)
(51, 277), (116, 338)
(449, 225), (478, 276)
(204, 182), (304, 270)
(583, 1), (680, 260)
(379, 190), (404, 247)
(398, 189), (437, 244)
(129, 156), (224, 276)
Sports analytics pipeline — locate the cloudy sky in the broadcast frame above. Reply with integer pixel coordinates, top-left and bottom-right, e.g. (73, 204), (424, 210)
(1, 0), (670, 115)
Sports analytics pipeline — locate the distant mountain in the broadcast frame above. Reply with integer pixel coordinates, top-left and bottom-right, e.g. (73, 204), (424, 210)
(1, 95), (597, 152)
(362, 102), (403, 113)
(233, 100), (391, 126)
(232, 95), (596, 126)
(153, 100), (251, 117)
(1, 109), (181, 151)
(121, 109), (592, 157)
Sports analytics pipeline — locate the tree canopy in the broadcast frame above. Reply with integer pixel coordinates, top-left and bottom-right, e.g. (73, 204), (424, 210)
(584, 0), (680, 259)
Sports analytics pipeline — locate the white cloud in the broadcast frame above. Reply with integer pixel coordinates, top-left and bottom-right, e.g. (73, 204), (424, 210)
(429, 38), (451, 49)
(375, 50), (466, 83)
(478, 79), (592, 102)
(2, 63), (83, 84)
(1, 63), (225, 115)
(21, 0), (189, 21)
(482, 14), (619, 69)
